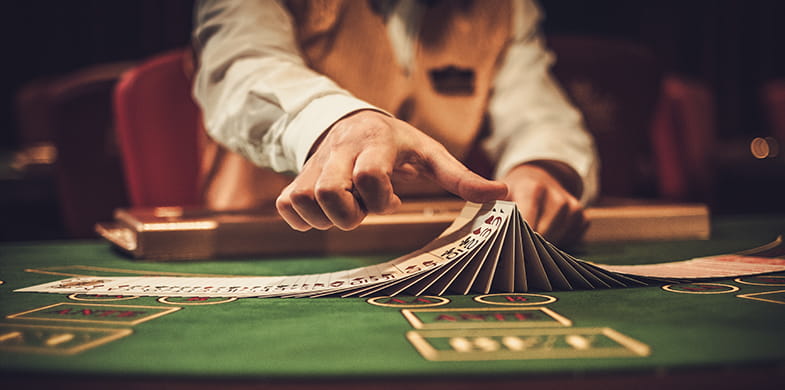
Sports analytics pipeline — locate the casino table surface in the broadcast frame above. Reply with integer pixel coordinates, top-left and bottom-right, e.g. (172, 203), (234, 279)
(1, 214), (785, 389)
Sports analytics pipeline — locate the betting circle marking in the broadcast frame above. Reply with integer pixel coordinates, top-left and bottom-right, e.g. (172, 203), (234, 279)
(734, 275), (785, 286)
(157, 297), (238, 306)
(662, 283), (739, 294)
(473, 293), (557, 306)
(68, 293), (139, 302)
(366, 296), (450, 308)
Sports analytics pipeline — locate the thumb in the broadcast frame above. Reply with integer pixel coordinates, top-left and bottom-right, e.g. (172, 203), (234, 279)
(425, 147), (508, 202)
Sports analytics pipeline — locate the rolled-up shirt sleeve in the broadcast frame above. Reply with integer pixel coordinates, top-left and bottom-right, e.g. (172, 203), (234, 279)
(193, 0), (381, 174)
(485, 0), (599, 203)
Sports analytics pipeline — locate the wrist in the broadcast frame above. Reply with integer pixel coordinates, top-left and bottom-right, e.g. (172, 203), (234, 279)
(307, 109), (392, 160)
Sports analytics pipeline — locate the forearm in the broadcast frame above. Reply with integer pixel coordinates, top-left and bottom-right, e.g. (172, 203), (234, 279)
(192, 0), (379, 174)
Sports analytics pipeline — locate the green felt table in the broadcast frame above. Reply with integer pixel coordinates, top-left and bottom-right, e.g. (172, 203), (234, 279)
(1, 214), (785, 389)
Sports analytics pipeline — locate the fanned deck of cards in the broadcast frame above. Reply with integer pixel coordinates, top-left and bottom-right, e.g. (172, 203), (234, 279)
(16, 201), (785, 298)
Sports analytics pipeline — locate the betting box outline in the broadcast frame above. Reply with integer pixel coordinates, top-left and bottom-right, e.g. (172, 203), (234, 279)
(401, 306), (573, 329)
(7, 302), (182, 326)
(0, 322), (133, 355)
(406, 327), (652, 361)
(736, 289), (785, 305)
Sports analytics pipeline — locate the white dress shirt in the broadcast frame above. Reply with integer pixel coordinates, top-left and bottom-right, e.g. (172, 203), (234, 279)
(193, 0), (599, 202)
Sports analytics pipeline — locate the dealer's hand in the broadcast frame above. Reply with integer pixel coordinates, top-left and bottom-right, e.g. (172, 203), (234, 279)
(502, 161), (587, 245)
(276, 110), (509, 231)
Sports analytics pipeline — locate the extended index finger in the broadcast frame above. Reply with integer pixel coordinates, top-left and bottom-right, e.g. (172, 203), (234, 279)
(424, 143), (508, 202)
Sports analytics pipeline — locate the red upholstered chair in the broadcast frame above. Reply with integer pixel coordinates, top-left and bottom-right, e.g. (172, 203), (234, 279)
(548, 36), (715, 202)
(549, 36), (663, 198)
(650, 76), (716, 202)
(14, 63), (134, 238)
(113, 49), (201, 207)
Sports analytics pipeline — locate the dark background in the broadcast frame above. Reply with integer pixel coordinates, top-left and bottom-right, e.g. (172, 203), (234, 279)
(1, 0), (783, 241)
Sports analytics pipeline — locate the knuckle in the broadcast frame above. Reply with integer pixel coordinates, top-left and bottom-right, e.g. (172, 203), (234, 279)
(288, 187), (316, 205)
(354, 166), (390, 185)
(314, 182), (344, 203)
(275, 194), (293, 212)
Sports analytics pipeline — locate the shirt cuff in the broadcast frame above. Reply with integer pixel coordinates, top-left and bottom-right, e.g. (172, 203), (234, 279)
(282, 94), (388, 171)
